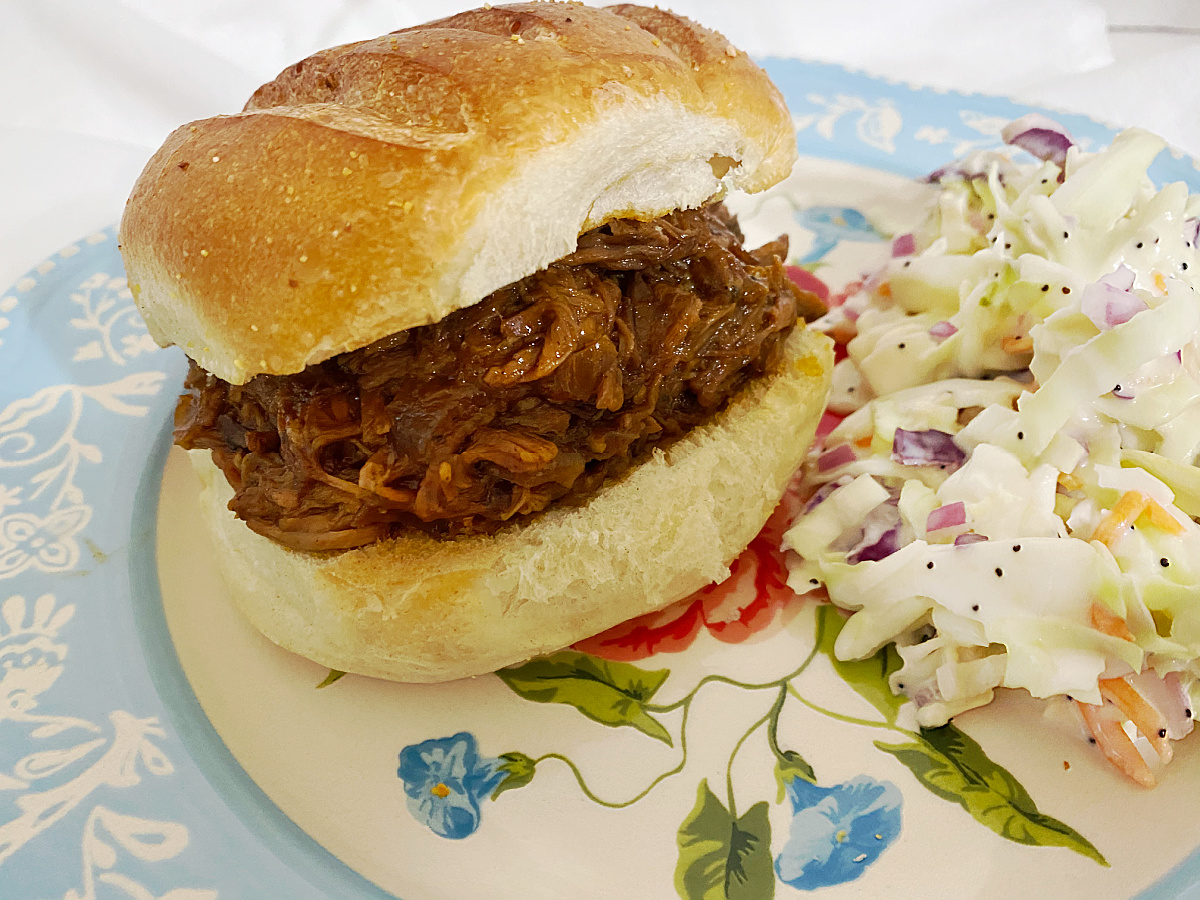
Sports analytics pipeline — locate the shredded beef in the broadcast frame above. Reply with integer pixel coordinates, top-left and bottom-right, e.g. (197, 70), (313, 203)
(174, 202), (824, 551)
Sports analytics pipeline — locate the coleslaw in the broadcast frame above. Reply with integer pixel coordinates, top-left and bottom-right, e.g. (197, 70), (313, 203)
(783, 114), (1200, 787)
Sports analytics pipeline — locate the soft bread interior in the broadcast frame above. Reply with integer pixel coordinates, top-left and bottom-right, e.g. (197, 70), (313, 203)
(189, 327), (833, 682)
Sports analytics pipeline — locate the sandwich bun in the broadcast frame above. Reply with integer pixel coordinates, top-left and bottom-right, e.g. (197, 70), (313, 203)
(122, 2), (833, 681)
(120, 2), (799, 384)
(190, 327), (832, 681)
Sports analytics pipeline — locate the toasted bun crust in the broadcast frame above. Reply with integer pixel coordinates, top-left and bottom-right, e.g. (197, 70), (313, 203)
(188, 327), (832, 682)
(120, 3), (797, 385)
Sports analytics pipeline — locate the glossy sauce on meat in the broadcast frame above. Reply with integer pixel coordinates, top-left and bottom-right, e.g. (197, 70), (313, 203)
(174, 203), (823, 550)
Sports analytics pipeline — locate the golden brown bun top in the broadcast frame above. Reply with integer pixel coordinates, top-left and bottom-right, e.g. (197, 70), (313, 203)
(119, 3), (798, 384)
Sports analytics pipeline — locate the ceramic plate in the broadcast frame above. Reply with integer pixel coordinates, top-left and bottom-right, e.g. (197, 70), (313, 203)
(2, 59), (1200, 900)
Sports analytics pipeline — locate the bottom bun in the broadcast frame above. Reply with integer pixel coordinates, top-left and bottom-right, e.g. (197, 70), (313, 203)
(190, 326), (833, 682)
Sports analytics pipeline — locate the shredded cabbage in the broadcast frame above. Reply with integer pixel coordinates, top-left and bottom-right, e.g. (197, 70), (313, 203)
(788, 123), (1200, 751)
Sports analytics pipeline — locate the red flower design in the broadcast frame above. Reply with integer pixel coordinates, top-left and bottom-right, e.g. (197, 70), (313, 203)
(576, 266), (843, 663)
(785, 265), (831, 303)
(574, 478), (808, 662)
(816, 410), (844, 443)
(791, 264), (849, 419)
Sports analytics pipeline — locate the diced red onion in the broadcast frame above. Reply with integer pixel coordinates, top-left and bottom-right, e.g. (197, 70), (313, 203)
(849, 523), (900, 564)
(929, 320), (958, 342)
(1129, 671), (1195, 741)
(1186, 218), (1200, 248)
(1162, 672), (1195, 741)
(803, 477), (849, 514)
(1104, 304), (1142, 326)
(817, 443), (857, 472)
(843, 305), (861, 323)
(924, 164), (988, 185)
(954, 532), (988, 546)
(892, 233), (916, 257)
(845, 501), (902, 563)
(892, 428), (967, 469)
(1080, 275), (1147, 330)
(1112, 384), (1135, 399)
(922, 151), (1015, 185)
(927, 501), (967, 532)
(923, 164), (962, 184)
(1101, 264), (1136, 291)
(1000, 113), (1075, 167)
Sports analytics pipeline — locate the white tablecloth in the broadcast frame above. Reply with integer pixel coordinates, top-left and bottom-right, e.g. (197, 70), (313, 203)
(3, 0), (1198, 293)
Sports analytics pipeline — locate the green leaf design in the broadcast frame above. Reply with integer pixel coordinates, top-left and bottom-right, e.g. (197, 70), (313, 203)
(876, 724), (1108, 866)
(492, 752), (537, 800)
(816, 604), (905, 723)
(315, 669), (346, 689)
(773, 750), (815, 803)
(675, 781), (774, 900)
(497, 651), (673, 745)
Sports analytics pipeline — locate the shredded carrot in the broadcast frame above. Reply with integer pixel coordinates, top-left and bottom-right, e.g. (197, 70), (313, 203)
(855, 434), (874, 449)
(1092, 491), (1150, 547)
(1076, 700), (1156, 788)
(1089, 602), (1135, 642)
(1154, 271), (1168, 294)
(1143, 498), (1186, 535)
(877, 282), (892, 299)
(1001, 335), (1034, 353)
(1100, 677), (1173, 764)
(1057, 471), (1083, 492)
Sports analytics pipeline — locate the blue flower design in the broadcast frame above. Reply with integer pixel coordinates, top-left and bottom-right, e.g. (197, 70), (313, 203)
(397, 732), (505, 839)
(793, 206), (884, 263)
(775, 775), (902, 890)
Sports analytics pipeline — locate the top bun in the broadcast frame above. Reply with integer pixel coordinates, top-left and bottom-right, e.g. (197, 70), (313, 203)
(119, 3), (797, 384)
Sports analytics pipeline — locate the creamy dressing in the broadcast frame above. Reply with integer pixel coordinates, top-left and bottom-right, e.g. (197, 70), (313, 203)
(782, 122), (1200, 748)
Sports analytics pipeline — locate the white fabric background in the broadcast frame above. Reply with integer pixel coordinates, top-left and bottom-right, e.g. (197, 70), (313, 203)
(2, 0), (1198, 294)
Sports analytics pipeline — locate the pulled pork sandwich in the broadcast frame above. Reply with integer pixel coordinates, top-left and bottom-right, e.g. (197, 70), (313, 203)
(120, 2), (833, 681)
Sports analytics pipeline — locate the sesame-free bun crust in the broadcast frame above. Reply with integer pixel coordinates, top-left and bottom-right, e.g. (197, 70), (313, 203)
(189, 327), (832, 682)
(120, 3), (798, 385)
